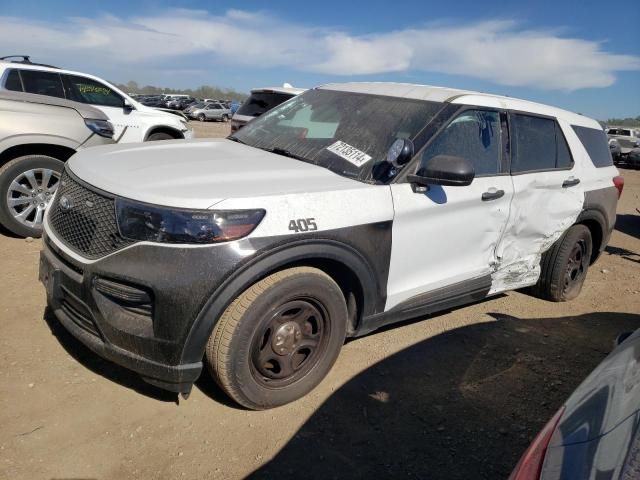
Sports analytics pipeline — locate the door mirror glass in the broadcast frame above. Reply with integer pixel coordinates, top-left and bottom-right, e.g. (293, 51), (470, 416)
(386, 138), (414, 167)
(408, 154), (475, 187)
(123, 99), (135, 111)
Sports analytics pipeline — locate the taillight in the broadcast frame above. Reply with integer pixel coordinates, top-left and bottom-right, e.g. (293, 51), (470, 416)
(613, 176), (624, 198)
(509, 406), (565, 480)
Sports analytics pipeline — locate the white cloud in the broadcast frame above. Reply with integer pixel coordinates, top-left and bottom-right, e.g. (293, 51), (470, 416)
(0, 10), (638, 90)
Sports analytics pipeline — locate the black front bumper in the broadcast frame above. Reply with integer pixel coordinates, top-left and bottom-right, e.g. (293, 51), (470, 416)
(39, 231), (246, 394)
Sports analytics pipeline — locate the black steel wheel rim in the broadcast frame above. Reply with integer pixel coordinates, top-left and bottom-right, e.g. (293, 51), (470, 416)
(563, 239), (588, 295)
(250, 298), (330, 388)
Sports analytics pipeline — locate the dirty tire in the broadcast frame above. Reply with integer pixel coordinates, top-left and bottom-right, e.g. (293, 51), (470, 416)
(206, 267), (347, 410)
(0, 155), (64, 238)
(147, 132), (174, 141)
(532, 224), (592, 302)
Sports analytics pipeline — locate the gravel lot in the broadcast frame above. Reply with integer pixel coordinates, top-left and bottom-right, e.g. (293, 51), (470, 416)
(1, 122), (639, 479)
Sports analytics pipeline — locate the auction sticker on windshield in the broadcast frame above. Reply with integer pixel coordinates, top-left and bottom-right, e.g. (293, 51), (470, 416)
(326, 141), (372, 167)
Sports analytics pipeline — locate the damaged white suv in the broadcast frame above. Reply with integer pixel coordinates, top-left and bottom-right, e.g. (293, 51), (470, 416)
(40, 82), (623, 409)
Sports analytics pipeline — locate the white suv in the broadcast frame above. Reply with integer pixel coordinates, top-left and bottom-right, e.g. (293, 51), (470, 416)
(0, 56), (193, 142)
(40, 82), (623, 409)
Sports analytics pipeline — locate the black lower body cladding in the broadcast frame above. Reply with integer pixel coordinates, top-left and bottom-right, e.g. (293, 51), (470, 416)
(40, 220), (392, 394)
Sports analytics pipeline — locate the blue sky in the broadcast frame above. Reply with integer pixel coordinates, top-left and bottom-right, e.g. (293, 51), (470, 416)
(1, 0), (638, 119)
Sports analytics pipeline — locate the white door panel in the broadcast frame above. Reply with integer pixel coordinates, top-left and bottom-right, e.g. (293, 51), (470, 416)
(490, 116), (585, 293)
(387, 175), (513, 310)
(96, 106), (143, 143)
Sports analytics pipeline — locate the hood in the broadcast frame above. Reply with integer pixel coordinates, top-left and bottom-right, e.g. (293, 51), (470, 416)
(550, 328), (640, 446)
(67, 139), (365, 209)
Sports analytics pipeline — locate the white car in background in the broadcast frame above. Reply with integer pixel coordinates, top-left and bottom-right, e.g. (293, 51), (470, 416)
(0, 56), (193, 142)
(606, 126), (640, 155)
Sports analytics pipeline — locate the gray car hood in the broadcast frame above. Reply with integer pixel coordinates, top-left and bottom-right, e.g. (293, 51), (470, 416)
(549, 329), (640, 447)
(67, 138), (364, 209)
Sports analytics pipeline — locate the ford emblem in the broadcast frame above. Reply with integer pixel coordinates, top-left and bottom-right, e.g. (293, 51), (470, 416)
(59, 195), (73, 212)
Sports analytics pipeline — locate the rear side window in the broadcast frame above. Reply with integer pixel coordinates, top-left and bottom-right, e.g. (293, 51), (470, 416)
(236, 92), (293, 117)
(19, 70), (65, 99)
(572, 126), (613, 168)
(511, 114), (573, 173)
(4, 69), (23, 91)
(63, 75), (124, 108)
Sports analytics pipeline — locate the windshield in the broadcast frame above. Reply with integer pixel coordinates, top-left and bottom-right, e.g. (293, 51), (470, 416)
(231, 89), (444, 183)
(236, 92), (295, 117)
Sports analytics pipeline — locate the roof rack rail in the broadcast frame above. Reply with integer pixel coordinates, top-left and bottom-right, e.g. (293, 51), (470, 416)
(0, 55), (60, 69)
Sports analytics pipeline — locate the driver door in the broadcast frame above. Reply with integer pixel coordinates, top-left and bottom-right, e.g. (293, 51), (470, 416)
(386, 109), (513, 310)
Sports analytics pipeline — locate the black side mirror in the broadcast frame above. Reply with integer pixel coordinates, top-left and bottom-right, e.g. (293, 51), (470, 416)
(123, 99), (135, 112)
(386, 138), (414, 167)
(407, 154), (475, 189)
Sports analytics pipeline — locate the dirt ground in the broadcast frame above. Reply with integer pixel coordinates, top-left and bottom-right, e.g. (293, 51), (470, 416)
(1, 122), (639, 479)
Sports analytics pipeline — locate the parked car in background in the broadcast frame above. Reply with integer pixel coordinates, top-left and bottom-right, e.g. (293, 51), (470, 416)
(0, 90), (114, 237)
(188, 102), (231, 122)
(0, 56), (192, 142)
(606, 126), (640, 155)
(231, 85), (305, 133)
(510, 329), (640, 480)
(183, 102), (205, 116)
(138, 95), (167, 107)
(609, 138), (622, 163)
(166, 96), (197, 110)
(627, 148), (640, 169)
(40, 82), (622, 409)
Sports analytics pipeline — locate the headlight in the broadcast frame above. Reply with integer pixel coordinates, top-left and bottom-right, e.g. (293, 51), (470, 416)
(85, 119), (115, 138)
(116, 199), (265, 244)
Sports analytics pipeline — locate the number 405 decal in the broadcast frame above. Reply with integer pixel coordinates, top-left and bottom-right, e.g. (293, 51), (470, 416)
(288, 218), (318, 233)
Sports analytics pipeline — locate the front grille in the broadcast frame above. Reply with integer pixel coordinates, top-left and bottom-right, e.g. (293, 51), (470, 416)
(49, 170), (134, 259)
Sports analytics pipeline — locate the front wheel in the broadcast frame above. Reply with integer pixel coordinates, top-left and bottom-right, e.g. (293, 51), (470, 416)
(0, 155), (63, 237)
(206, 267), (347, 409)
(198, 114), (206, 122)
(532, 224), (593, 301)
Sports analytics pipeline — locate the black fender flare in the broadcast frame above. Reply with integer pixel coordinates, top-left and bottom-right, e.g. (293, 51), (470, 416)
(576, 208), (608, 261)
(179, 239), (380, 365)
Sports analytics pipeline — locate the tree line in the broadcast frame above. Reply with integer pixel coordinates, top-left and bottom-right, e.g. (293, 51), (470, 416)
(114, 80), (248, 101)
(604, 116), (640, 127)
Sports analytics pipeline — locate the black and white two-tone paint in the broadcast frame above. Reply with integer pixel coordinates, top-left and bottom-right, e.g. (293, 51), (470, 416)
(40, 82), (623, 409)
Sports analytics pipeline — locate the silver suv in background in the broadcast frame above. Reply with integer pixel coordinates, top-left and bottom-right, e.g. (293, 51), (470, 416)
(231, 85), (305, 133)
(0, 90), (114, 237)
(188, 102), (231, 122)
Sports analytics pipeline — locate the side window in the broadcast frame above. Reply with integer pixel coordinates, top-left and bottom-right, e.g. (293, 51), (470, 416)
(556, 123), (573, 169)
(4, 69), (23, 91)
(421, 109), (501, 176)
(63, 75), (124, 108)
(571, 125), (613, 168)
(511, 114), (556, 173)
(19, 70), (65, 99)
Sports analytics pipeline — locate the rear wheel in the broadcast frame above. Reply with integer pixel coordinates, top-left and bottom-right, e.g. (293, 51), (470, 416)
(206, 267), (347, 409)
(532, 224), (592, 301)
(221, 114), (230, 122)
(0, 155), (63, 238)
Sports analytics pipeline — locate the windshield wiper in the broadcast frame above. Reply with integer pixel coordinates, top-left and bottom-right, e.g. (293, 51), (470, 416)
(263, 147), (307, 162)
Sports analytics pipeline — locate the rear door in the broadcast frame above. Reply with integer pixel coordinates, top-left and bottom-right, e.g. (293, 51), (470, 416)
(492, 113), (584, 293)
(386, 108), (514, 310)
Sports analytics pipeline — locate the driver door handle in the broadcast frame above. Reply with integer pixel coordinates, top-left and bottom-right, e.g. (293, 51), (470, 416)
(481, 189), (505, 201)
(562, 177), (581, 188)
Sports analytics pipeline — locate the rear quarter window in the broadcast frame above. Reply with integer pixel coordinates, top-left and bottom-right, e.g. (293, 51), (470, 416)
(237, 92), (293, 117)
(4, 69), (23, 91)
(572, 126), (613, 168)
